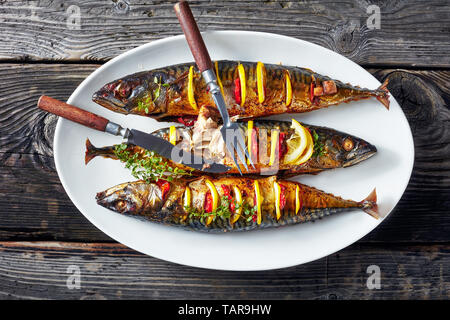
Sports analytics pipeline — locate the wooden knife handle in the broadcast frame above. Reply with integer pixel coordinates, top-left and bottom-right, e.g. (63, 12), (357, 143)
(38, 95), (109, 132)
(174, 1), (213, 72)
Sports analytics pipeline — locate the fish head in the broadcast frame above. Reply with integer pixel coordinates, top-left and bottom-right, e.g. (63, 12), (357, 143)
(92, 71), (166, 115)
(318, 129), (377, 167)
(96, 181), (163, 216)
(337, 135), (377, 167)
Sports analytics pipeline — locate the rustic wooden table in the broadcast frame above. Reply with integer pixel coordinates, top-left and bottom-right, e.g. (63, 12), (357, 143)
(0, 0), (449, 300)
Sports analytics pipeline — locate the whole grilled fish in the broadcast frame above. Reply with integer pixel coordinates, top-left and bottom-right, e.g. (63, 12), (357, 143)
(92, 60), (390, 122)
(96, 176), (378, 233)
(85, 119), (377, 176)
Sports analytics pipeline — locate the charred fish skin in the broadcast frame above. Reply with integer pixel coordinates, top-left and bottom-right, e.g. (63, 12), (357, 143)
(92, 60), (390, 121)
(96, 176), (378, 233)
(85, 119), (377, 175)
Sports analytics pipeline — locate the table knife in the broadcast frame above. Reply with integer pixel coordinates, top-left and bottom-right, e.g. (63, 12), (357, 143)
(37, 95), (231, 173)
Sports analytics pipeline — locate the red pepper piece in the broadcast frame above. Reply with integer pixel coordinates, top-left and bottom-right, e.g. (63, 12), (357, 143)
(156, 180), (170, 201)
(279, 132), (288, 159)
(221, 185), (236, 212)
(204, 191), (213, 213)
(234, 78), (241, 104)
(221, 185), (232, 199)
(177, 116), (197, 127)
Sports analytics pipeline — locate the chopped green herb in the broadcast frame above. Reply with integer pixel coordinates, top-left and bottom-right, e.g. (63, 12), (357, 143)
(185, 197), (257, 223)
(312, 130), (326, 158)
(113, 143), (193, 183)
(137, 95), (152, 114)
(136, 76), (170, 114)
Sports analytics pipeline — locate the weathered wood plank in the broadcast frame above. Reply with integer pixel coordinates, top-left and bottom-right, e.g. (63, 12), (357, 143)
(0, 64), (449, 242)
(0, 242), (448, 299)
(0, 0), (449, 67)
(0, 64), (112, 241)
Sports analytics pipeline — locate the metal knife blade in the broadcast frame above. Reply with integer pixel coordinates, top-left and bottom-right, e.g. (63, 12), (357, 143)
(127, 129), (231, 173)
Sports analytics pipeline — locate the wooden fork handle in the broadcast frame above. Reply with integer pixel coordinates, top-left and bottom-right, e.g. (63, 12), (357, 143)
(38, 95), (109, 132)
(174, 1), (213, 72)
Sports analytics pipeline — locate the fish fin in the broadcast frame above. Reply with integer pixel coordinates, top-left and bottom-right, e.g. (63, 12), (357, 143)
(85, 138), (97, 165)
(360, 188), (379, 219)
(376, 78), (390, 110)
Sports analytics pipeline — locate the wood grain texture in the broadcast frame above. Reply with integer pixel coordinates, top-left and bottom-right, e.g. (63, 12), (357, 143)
(0, 242), (448, 299)
(0, 63), (449, 243)
(0, 0), (449, 67)
(0, 63), (112, 241)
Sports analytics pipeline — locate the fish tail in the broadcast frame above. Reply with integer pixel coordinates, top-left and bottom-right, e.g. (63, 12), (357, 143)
(359, 188), (379, 219)
(375, 78), (390, 110)
(85, 138), (97, 165)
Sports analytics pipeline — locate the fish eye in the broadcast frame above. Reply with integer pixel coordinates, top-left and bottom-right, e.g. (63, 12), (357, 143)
(115, 200), (131, 212)
(343, 138), (354, 151)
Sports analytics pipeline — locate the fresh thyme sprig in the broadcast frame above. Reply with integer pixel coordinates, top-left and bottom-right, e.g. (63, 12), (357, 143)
(312, 130), (326, 158)
(184, 196), (257, 224)
(114, 143), (193, 182)
(137, 76), (170, 114)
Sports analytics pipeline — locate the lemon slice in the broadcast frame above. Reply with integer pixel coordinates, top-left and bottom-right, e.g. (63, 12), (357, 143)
(230, 186), (243, 224)
(256, 62), (265, 103)
(284, 119), (308, 164)
(247, 120), (254, 165)
(274, 181), (281, 220)
(188, 66), (198, 110)
(269, 129), (279, 166)
(237, 63), (246, 106)
(214, 61), (225, 96)
(254, 180), (262, 225)
(205, 179), (219, 226)
(295, 185), (301, 214)
(169, 126), (177, 145)
(184, 186), (191, 208)
(294, 128), (314, 165)
(286, 71), (292, 106)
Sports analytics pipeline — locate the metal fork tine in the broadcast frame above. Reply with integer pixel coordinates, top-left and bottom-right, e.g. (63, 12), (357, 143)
(229, 148), (243, 175)
(235, 130), (255, 169)
(234, 135), (249, 171)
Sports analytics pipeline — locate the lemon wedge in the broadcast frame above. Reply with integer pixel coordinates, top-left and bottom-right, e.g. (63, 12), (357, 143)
(169, 126), (177, 145)
(254, 180), (262, 225)
(295, 185), (301, 214)
(274, 181), (281, 220)
(269, 129), (279, 166)
(286, 71), (292, 106)
(184, 186), (191, 208)
(284, 119), (308, 164)
(230, 186), (243, 224)
(237, 64), (246, 106)
(294, 127), (314, 165)
(256, 62), (265, 103)
(188, 66), (198, 110)
(214, 61), (225, 96)
(247, 120), (254, 164)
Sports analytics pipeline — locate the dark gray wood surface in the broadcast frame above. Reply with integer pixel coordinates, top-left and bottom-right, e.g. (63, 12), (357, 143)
(0, 0), (449, 300)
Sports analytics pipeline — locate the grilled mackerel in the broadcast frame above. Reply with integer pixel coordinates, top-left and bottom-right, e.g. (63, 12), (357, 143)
(92, 60), (390, 122)
(96, 176), (378, 233)
(85, 118), (376, 176)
